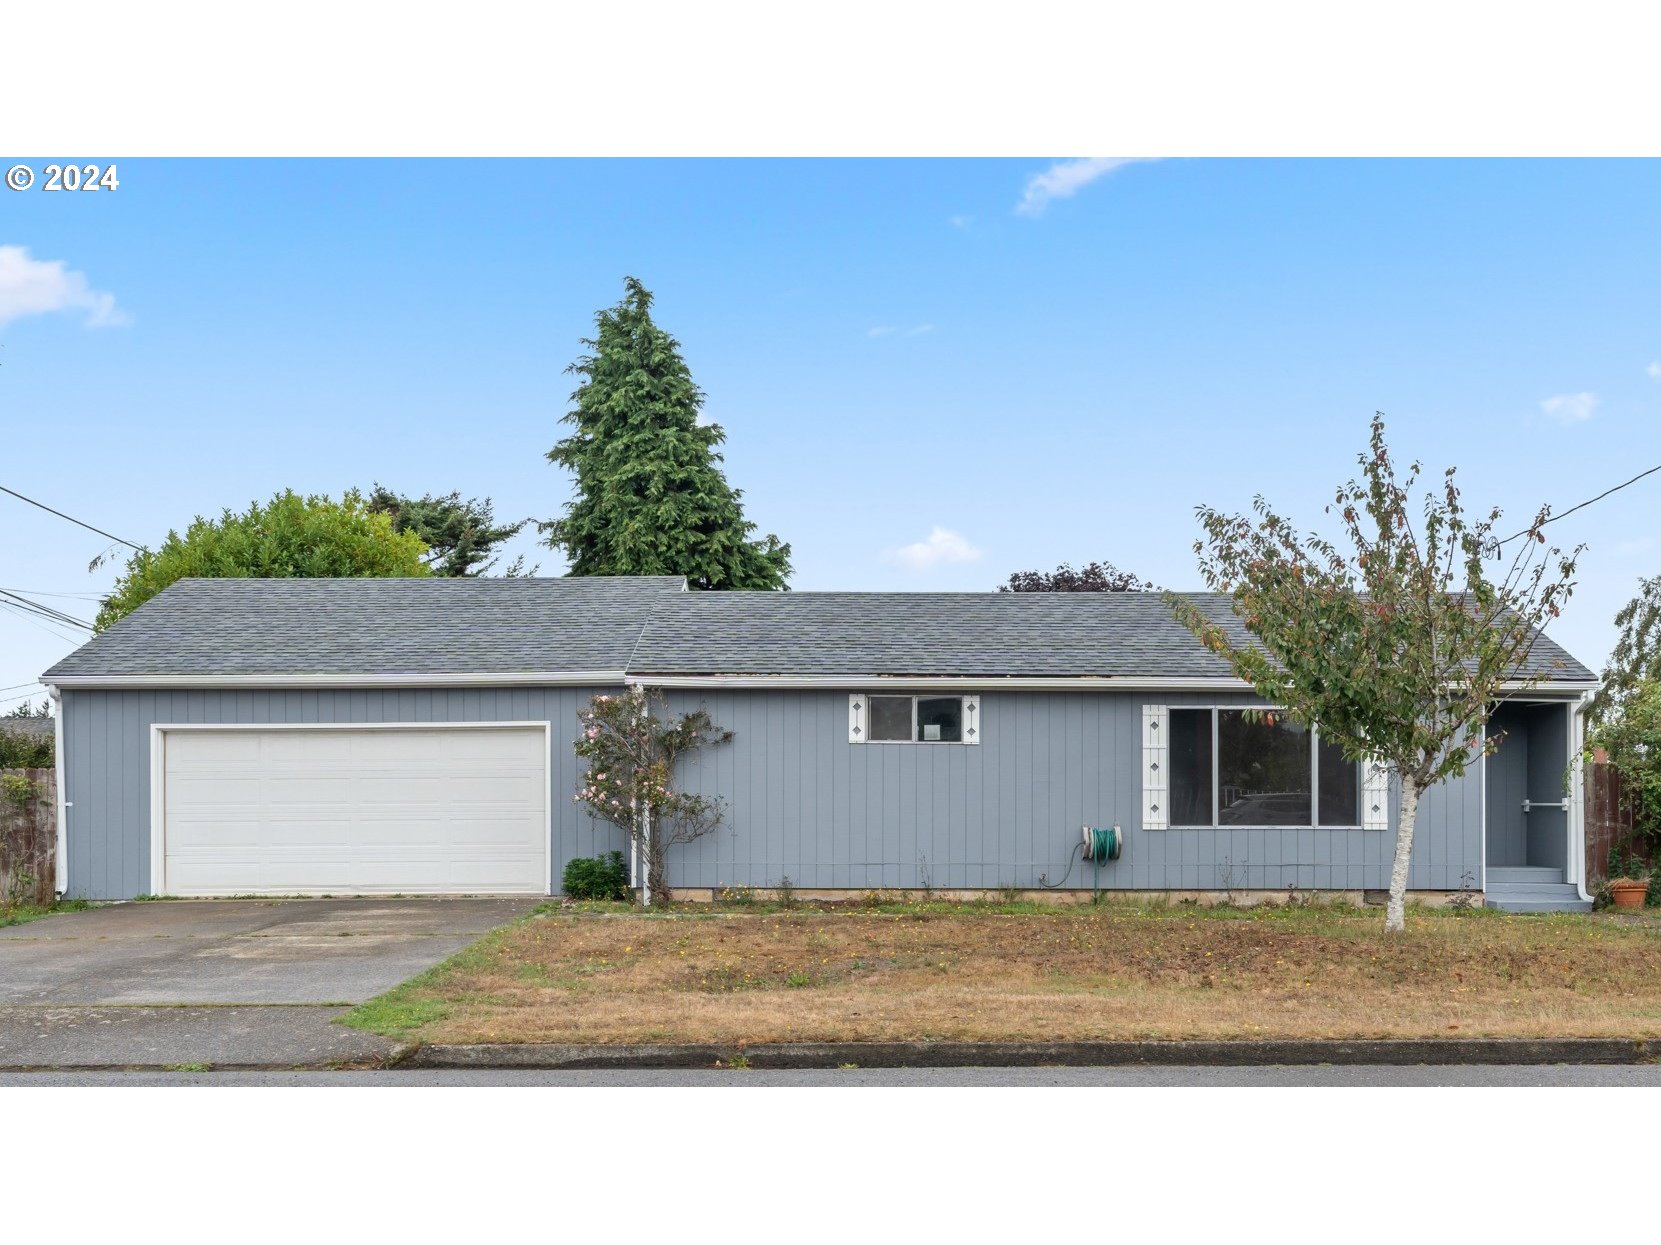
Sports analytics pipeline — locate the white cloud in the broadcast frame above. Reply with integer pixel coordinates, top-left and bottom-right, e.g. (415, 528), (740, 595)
(1647, 360), (1661, 379)
(887, 526), (982, 572)
(1539, 391), (1598, 424)
(868, 323), (933, 339)
(867, 325), (896, 338)
(947, 214), (974, 229)
(1015, 157), (1157, 216)
(0, 245), (128, 329)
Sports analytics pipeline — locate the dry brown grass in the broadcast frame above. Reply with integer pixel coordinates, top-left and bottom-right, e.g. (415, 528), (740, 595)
(351, 902), (1661, 1045)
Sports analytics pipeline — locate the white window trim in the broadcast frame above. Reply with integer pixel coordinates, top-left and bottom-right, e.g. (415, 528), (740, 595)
(849, 693), (979, 745)
(1160, 705), (1371, 831)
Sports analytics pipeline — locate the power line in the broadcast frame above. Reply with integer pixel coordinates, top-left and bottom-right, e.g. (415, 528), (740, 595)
(0, 681), (43, 694)
(0, 589), (93, 630)
(0, 599), (89, 644)
(1496, 461), (1661, 547)
(0, 484), (144, 551)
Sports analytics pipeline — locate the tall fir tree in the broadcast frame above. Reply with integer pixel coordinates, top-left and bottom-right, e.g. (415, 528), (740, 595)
(540, 278), (792, 590)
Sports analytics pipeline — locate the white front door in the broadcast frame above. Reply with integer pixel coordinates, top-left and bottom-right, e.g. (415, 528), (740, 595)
(157, 726), (548, 896)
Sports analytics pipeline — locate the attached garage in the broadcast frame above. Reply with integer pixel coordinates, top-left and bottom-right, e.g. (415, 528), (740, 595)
(153, 724), (550, 896)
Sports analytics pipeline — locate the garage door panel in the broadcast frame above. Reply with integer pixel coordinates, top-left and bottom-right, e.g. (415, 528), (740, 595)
(161, 727), (548, 896)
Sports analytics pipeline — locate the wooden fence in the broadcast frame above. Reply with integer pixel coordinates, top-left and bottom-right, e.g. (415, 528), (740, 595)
(1584, 760), (1639, 885)
(1, 767), (56, 908)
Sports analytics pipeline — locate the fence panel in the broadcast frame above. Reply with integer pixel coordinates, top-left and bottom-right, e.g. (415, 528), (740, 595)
(1584, 761), (1636, 885)
(1, 767), (56, 908)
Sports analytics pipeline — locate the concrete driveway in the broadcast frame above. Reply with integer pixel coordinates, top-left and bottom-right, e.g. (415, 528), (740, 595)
(0, 897), (541, 1069)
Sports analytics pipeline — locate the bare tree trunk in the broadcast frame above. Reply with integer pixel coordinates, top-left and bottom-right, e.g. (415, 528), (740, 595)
(1385, 780), (1421, 933)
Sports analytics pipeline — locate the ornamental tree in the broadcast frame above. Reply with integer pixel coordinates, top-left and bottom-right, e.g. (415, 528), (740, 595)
(1169, 414), (1580, 932)
(572, 687), (733, 904)
(1588, 574), (1661, 727)
(540, 277), (792, 590)
(95, 489), (431, 630)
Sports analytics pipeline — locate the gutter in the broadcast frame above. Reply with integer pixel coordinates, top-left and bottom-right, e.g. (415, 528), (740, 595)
(624, 673), (1599, 694)
(1571, 689), (1595, 905)
(47, 684), (67, 898)
(42, 670), (629, 691)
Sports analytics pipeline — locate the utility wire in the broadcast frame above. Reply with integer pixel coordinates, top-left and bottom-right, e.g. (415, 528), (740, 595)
(0, 484), (144, 551)
(1497, 461), (1661, 547)
(0, 589), (93, 630)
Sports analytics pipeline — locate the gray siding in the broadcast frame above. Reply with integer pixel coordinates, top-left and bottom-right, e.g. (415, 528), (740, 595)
(664, 689), (1482, 893)
(59, 687), (613, 900)
(61, 685), (1485, 900)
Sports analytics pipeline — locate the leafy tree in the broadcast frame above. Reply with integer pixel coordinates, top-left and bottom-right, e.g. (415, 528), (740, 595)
(1169, 414), (1579, 932)
(1588, 680), (1661, 845)
(0, 725), (52, 768)
(367, 485), (531, 577)
(1588, 574), (1661, 726)
(95, 489), (430, 630)
(540, 277), (792, 590)
(4, 701), (49, 718)
(1000, 560), (1153, 593)
(571, 687), (733, 905)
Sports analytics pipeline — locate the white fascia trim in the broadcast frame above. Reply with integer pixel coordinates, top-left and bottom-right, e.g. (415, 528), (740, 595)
(628, 673), (1600, 693)
(1571, 690), (1594, 904)
(629, 674), (1259, 691)
(46, 670), (626, 690)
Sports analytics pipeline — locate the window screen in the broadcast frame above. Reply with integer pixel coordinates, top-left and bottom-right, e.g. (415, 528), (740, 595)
(868, 695), (913, 742)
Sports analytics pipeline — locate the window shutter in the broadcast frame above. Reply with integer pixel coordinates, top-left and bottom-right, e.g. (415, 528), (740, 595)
(1142, 704), (1169, 830)
(1362, 759), (1390, 831)
(848, 694), (867, 743)
(963, 695), (980, 745)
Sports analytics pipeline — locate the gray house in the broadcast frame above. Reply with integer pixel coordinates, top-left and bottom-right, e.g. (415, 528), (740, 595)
(40, 575), (1598, 911)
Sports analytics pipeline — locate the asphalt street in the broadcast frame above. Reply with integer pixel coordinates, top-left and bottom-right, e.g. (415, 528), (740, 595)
(5, 1064), (1660, 1087)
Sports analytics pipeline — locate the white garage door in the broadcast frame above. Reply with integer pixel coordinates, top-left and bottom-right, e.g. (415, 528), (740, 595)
(158, 726), (548, 896)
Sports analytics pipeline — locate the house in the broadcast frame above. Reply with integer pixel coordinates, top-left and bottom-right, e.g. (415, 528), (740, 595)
(40, 575), (1599, 911)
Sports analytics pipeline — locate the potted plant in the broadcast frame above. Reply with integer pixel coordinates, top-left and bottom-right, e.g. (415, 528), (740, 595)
(1605, 843), (1651, 909)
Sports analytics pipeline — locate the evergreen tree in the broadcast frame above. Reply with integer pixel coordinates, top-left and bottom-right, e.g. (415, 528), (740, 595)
(367, 485), (530, 577)
(540, 278), (792, 590)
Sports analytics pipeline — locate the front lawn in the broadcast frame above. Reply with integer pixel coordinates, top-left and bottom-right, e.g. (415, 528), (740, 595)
(343, 899), (1661, 1046)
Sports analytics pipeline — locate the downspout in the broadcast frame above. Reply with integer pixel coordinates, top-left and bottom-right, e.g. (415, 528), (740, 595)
(1570, 690), (1594, 905)
(47, 684), (67, 899)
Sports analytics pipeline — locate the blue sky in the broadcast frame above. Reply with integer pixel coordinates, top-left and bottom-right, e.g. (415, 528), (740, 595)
(3, 157), (1659, 704)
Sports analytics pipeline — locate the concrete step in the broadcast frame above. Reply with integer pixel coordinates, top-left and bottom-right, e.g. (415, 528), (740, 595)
(1485, 881), (1592, 914)
(1488, 866), (1566, 885)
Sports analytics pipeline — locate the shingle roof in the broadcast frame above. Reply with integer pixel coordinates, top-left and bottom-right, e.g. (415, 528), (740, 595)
(41, 576), (687, 679)
(41, 578), (1596, 684)
(625, 591), (1596, 681)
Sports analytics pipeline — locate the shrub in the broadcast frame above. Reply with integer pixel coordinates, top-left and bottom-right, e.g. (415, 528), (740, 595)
(0, 728), (52, 769)
(562, 851), (628, 901)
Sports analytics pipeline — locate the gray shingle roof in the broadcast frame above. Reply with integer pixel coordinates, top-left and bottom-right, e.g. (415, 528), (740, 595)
(625, 590), (1595, 681)
(41, 579), (1596, 683)
(42, 576), (687, 679)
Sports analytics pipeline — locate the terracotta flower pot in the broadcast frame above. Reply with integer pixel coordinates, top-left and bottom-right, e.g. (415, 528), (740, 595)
(1609, 880), (1648, 909)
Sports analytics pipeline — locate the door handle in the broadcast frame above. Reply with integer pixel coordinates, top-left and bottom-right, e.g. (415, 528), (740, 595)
(1521, 799), (1568, 814)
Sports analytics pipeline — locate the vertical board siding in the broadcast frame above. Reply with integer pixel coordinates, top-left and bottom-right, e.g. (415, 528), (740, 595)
(62, 685), (1483, 900)
(662, 689), (1480, 894)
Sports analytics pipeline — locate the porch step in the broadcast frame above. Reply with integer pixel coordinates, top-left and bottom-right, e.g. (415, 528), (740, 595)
(1485, 880), (1592, 914)
(1488, 866), (1566, 886)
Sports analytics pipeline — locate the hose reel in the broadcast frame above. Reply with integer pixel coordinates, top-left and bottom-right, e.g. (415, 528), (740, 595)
(1040, 824), (1123, 899)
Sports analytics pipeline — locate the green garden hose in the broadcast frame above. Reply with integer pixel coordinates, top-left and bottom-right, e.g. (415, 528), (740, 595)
(1038, 825), (1123, 900)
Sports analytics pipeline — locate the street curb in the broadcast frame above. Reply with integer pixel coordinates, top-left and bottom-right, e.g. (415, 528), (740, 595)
(402, 1037), (1655, 1070)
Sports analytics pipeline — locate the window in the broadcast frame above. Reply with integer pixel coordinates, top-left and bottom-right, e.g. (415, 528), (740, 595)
(852, 694), (978, 744)
(1168, 708), (1359, 827)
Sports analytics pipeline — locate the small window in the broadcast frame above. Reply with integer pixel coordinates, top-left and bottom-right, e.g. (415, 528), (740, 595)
(855, 694), (977, 744)
(916, 697), (962, 742)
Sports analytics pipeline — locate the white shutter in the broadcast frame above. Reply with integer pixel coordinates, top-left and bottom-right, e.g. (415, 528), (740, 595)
(963, 695), (981, 745)
(1362, 758), (1391, 830)
(1142, 704), (1169, 830)
(848, 694), (867, 743)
